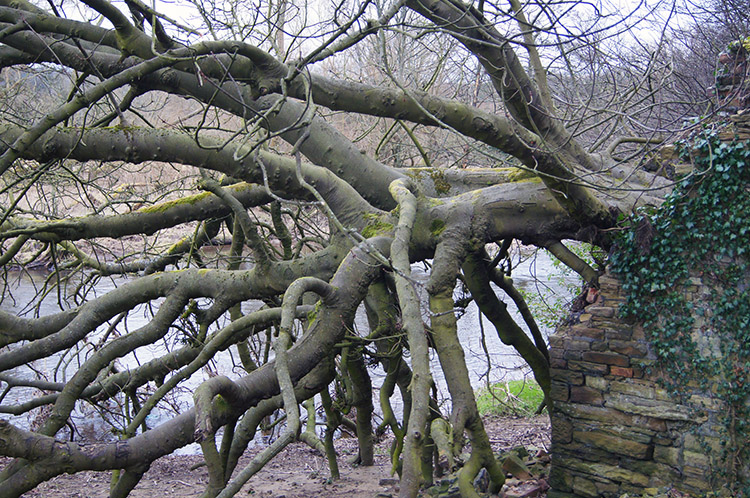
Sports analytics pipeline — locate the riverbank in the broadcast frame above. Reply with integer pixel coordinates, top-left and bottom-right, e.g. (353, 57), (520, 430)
(9, 415), (550, 498)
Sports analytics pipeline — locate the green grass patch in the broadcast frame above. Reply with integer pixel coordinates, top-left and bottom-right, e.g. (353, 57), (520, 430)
(476, 379), (545, 417)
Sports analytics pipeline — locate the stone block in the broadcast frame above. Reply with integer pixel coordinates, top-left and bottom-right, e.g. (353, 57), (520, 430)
(607, 394), (692, 420)
(549, 464), (574, 492)
(502, 454), (532, 480)
(549, 335), (566, 348)
(567, 360), (609, 374)
(609, 380), (655, 398)
(586, 375), (608, 391)
(602, 425), (655, 443)
(609, 340), (649, 357)
(604, 296), (625, 306)
(597, 282), (620, 295)
(684, 433), (722, 453)
(609, 366), (634, 378)
(618, 459), (681, 483)
(551, 381), (570, 402)
(682, 477), (712, 493)
(555, 403), (633, 426)
(688, 394), (725, 411)
(682, 450), (711, 472)
(554, 441), (620, 466)
(633, 416), (667, 432)
(598, 275), (620, 287)
(556, 397), (668, 432)
(604, 327), (633, 341)
(566, 339), (592, 351)
(571, 327), (604, 339)
(551, 416), (573, 443)
(582, 351), (630, 367)
(570, 386), (604, 405)
(653, 445), (681, 468)
(698, 422), (724, 438)
(553, 457), (650, 486)
(573, 430), (653, 459)
(590, 340), (609, 352)
(594, 480), (620, 495)
(550, 347), (565, 359)
(563, 350), (582, 361)
(572, 476), (599, 497)
(549, 357), (567, 369)
(587, 306), (615, 318)
(550, 369), (585, 385)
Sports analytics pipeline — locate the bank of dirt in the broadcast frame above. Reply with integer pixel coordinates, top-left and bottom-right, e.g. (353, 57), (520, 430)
(9, 415), (550, 498)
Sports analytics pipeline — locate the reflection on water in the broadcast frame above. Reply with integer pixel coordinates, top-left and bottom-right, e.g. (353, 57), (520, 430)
(0, 248), (578, 452)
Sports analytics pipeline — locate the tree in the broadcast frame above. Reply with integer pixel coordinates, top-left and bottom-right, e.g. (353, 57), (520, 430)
(0, 0), (705, 496)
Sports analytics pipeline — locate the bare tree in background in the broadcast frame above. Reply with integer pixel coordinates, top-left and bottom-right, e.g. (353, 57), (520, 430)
(0, 0), (730, 496)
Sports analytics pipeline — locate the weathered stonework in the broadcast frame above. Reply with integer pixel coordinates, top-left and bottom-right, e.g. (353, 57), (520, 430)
(715, 37), (750, 112)
(548, 270), (747, 497)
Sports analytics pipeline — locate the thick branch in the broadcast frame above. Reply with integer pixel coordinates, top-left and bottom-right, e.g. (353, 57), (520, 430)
(389, 179), (433, 498)
(0, 124), (380, 231)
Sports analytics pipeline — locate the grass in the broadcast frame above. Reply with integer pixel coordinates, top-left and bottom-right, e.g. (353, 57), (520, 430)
(475, 379), (545, 417)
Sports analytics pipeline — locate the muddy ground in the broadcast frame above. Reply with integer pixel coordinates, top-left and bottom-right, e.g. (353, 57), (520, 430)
(9, 415), (550, 498)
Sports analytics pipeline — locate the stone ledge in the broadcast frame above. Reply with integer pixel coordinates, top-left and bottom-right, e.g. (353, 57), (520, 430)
(607, 394), (694, 421)
(572, 430), (653, 459)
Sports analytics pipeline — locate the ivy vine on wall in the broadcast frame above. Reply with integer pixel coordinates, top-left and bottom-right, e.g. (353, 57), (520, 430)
(610, 131), (750, 496)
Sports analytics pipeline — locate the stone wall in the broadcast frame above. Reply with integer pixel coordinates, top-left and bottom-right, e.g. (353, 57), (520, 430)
(547, 270), (737, 497)
(716, 37), (750, 111)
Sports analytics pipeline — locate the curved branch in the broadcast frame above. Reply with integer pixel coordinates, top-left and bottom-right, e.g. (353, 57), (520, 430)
(0, 239), (389, 496)
(544, 240), (599, 287)
(213, 277), (333, 498)
(488, 267), (549, 362)
(199, 178), (274, 266)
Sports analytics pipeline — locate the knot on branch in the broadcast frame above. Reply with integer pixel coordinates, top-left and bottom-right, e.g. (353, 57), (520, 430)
(192, 376), (242, 442)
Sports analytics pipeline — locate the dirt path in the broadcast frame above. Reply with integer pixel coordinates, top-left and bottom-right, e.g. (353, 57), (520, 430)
(12, 415), (550, 498)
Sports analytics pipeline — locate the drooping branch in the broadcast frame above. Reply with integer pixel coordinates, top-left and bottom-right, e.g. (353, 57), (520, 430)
(544, 240), (599, 287)
(425, 224), (505, 497)
(388, 178), (434, 498)
(0, 307), (79, 348)
(488, 266), (549, 362)
(401, 0), (617, 227)
(214, 277), (333, 498)
(404, 0), (563, 143)
(199, 178), (274, 267)
(54, 216), (224, 276)
(0, 180), (271, 244)
(462, 252), (551, 399)
(0, 239), (389, 497)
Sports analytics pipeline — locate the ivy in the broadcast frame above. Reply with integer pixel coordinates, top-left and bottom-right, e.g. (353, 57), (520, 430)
(610, 132), (750, 496)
